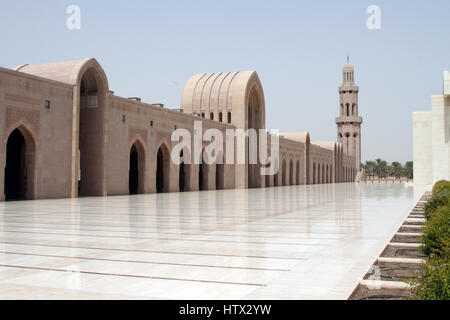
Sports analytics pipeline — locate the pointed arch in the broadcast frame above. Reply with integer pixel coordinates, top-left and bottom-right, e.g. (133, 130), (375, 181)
(274, 158), (279, 187)
(77, 61), (109, 197)
(265, 169), (271, 187)
(129, 138), (146, 194)
(199, 148), (210, 191)
(216, 151), (224, 190)
(156, 143), (171, 193)
(289, 159), (294, 185)
(318, 164), (321, 184)
(4, 125), (37, 200)
(313, 163), (316, 184)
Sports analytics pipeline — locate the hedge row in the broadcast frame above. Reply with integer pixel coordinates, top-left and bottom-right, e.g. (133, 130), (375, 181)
(408, 181), (450, 300)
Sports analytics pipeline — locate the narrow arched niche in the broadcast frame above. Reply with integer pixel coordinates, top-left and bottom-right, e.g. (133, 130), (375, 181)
(156, 144), (171, 193)
(4, 126), (37, 200)
(129, 140), (146, 195)
(78, 66), (107, 197)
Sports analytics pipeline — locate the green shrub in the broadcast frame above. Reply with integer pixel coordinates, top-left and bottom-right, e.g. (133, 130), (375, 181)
(408, 180), (450, 300)
(433, 180), (450, 195)
(421, 205), (450, 259)
(408, 258), (450, 300)
(425, 181), (450, 219)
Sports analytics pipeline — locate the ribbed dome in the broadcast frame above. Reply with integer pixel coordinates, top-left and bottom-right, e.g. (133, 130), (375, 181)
(181, 71), (258, 111)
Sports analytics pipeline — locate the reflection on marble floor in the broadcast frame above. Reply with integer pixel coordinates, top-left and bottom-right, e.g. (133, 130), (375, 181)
(0, 183), (417, 299)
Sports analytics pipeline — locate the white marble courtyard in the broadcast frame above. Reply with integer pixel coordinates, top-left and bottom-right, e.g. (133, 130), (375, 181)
(0, 183), (418, 300)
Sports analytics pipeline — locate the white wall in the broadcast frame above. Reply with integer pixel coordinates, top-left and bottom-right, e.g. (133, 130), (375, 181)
(413, 112), (433, 189)
(413, 71), (450, 190)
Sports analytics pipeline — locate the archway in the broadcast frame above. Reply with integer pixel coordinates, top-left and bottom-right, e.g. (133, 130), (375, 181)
(215, 152), (224, 190)
(318, 164), (321, 184)
(78, 67), (107, 197)
(274, 158), (279, 187)
(282, 159), (287, 186)
(199, 162), (204, 190)
(247, 86), (262, 188)
(289, 160), (293, 185)
(156, 144), (170, 193)
(179, 151), (186, 192)
(4, 127), (36, 200)
(265, 172), (271, 187)
(296, 161), (300, 185)
(199, 149), (209, 191)
(313, 163), (316, 184)
(129, 145), (139, 194)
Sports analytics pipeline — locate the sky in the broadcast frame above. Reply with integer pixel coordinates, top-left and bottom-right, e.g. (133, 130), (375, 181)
(0, 0), (449, 163)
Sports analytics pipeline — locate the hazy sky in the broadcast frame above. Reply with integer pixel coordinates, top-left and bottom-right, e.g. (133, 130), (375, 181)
(1, 0), (449, 163)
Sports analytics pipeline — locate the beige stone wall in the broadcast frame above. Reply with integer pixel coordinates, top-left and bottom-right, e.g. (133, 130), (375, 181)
(274, 137), (305, 187)
(106, 95), (236, 195)
(0, 67), (74, 200)
(342, 153), (356, 182)
(309, 144), (334, 184)
(0, 60), (358, 201)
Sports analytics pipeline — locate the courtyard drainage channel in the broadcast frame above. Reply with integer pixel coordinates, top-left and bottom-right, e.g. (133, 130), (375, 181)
(348, 192), (431, 300)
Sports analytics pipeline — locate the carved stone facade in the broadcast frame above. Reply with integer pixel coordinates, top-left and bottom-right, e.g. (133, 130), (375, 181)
(0, 58), (357, 201)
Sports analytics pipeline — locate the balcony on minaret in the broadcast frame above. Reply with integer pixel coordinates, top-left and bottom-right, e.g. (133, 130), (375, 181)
(335, 116), (363, 124)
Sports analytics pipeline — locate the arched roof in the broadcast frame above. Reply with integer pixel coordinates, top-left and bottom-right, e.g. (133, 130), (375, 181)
(314, 141), (337, 151)
(280, 132), (310, 144)
(15, 58), (109, 91)
(181, 71), (265, 114)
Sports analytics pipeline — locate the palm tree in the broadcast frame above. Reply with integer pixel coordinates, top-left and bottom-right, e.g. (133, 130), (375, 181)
(387, 164), (394, 177)
(376, 160), (388, 178)
(375, 159), (384, 178)
(391, 162), (403, 179)
(404, 161), (413, 179)
(364, 160), (376, 179)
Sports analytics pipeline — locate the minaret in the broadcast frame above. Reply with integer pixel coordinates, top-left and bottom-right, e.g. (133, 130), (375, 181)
(336, 56), (363, 172)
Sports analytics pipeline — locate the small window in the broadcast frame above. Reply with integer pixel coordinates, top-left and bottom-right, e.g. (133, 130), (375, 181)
(201, 112), (205, 118)
(219, 112), (223, 122)
(122, 115), (126, 122)
(210, 112), (214, 120)
(45, 100), (51, 109)
(227, 112), (232, 124)
(150, 120), (154, 127)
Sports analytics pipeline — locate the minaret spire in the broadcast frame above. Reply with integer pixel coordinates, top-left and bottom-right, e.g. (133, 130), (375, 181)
(336, 57), (363, 175)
